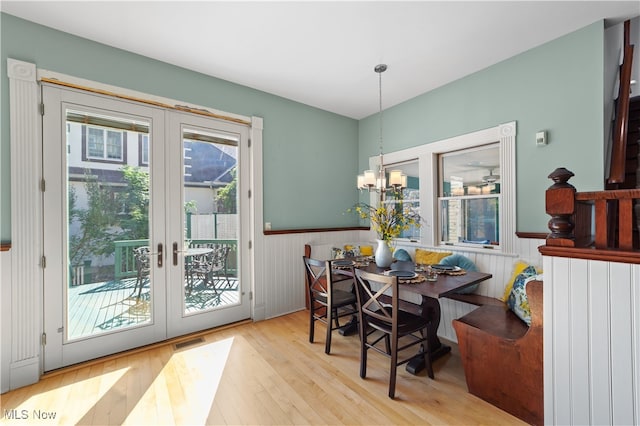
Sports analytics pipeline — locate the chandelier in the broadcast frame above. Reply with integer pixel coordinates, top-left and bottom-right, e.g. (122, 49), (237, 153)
(357, 64), (406, 194)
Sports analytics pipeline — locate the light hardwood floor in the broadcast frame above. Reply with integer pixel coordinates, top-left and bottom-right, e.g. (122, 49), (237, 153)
(1, 310), (525, 425)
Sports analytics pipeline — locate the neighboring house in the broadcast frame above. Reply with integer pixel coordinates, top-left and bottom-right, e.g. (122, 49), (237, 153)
(66, 121), (237, 270)
(67, 122), (236, 216)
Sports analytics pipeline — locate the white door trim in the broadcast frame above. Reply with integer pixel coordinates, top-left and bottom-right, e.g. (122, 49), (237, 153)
(6, 58), (43, 390)
(4, 58), (263, 390)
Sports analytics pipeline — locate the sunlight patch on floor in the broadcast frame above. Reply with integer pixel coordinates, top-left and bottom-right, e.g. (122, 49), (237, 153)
(2, 367), (130, 425)
(123, 336), (234, 425)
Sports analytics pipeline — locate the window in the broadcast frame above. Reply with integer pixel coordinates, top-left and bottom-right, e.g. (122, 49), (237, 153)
(83, 124), (126, 163)
(139, 134), (149, 166)
(439, 145), (500, 248)
(382, 160), (420, 241)
(372, 122), (516, 253)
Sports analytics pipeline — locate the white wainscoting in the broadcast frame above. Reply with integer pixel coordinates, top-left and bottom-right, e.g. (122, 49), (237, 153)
(1, 230), (543, 393)
(259, 230), (367, 320)
(260, 231), (544, 343)
(1, 249), (12, 393)
(543, 255), (640, 425)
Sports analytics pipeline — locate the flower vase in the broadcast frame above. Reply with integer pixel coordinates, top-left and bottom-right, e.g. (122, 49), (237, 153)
(375, 239), (393, 268)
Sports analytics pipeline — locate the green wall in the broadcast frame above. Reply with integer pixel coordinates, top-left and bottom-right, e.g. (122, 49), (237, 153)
(359, 21), (605, 233)
(1, 14), (608, 240)
(0, 13), (359, 241)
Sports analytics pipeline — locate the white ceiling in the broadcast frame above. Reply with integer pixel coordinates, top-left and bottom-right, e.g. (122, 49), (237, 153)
(2, 1), (639, 119)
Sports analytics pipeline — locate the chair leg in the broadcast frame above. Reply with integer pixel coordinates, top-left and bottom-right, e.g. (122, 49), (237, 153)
(135, 270), (147, 299)
(421, 329), (434, 379)
(186, 270), (192, 295)
(359, 325), (368, 378)
(333, 311), (341, 329)
(325, 306), (333, 354)
(132, 275), (141, 298)
(137, 276), (144, 299)
(223, 265), (231, 288)
(309, 303), (315, 343)
(207, 272), (220, 295)
(389, 337), (398, 399)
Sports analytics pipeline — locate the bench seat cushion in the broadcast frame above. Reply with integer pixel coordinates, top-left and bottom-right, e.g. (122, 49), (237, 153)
(456, 304), (528, 340)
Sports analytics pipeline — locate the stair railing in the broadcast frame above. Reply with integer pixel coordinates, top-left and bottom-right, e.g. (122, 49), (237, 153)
(541, 167), (640, 264)
(608, 20), (634, 185)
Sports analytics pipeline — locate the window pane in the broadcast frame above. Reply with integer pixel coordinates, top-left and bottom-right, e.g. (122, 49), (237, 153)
(106, 130), (123, 159)
(441, 145), (500, 197)
(439, 144), (500, 248)
(383, 161), (420, 240)
(440, 196), (499, 245)
(87, 127), (104, 158)
(141, 135), (149, 164)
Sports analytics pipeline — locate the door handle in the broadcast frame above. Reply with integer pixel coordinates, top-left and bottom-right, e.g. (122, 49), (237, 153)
(173, 242), (178, 266)
(157, 243), (163, 267)
(173, 242), (191, 266)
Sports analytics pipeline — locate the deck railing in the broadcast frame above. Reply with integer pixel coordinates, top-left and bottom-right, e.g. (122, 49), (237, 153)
(113, 238), (148, 279)
(114, 238), (238, 278)
(540, 167), (640, 264)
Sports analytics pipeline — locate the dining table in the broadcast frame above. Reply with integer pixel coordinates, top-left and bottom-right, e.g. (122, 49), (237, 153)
(335, 260), (492, 375)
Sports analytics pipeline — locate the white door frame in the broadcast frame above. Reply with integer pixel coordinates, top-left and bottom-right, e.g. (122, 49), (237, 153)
(4, 59), (264, 389)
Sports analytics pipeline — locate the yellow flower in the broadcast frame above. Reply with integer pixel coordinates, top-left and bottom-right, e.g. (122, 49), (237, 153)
(347, 202), (421, 242)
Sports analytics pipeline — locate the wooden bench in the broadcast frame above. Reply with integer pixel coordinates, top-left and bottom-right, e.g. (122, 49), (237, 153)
(446, 292), (504, 307)
(452, 280), (543, 426)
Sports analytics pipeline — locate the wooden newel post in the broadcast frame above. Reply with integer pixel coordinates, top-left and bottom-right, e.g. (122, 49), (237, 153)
(546, 167), (576, 246)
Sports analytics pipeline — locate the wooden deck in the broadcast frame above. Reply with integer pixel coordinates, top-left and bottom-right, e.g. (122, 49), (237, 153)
(67, 276), (239, 340)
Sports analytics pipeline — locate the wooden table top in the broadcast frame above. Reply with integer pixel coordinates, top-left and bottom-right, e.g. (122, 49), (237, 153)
(355, 263), (492, 300)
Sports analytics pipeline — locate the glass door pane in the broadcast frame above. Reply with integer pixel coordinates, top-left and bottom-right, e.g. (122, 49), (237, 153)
(65, 109), (153, 340)
(182, 128), (240, 315)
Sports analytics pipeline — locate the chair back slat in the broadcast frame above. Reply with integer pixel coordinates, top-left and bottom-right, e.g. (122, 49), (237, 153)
(354, 269), (397, 324)
(303, 256), (330, 297)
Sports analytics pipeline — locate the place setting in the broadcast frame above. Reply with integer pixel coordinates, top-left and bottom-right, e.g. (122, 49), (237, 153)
(332, 257), (372, 269)
(385, 269), (426, 284)
(429, 264), (466, 276)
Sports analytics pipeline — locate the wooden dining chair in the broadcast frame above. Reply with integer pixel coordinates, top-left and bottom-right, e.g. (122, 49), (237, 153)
(353, 268), (434, 398)
(303, 256), (358, 354)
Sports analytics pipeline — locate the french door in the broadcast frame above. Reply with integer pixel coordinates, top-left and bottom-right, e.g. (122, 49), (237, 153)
(42, 85), (250, 371)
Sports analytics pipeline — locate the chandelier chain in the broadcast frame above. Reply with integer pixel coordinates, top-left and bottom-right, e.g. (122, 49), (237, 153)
(378, 66), (383, 159)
